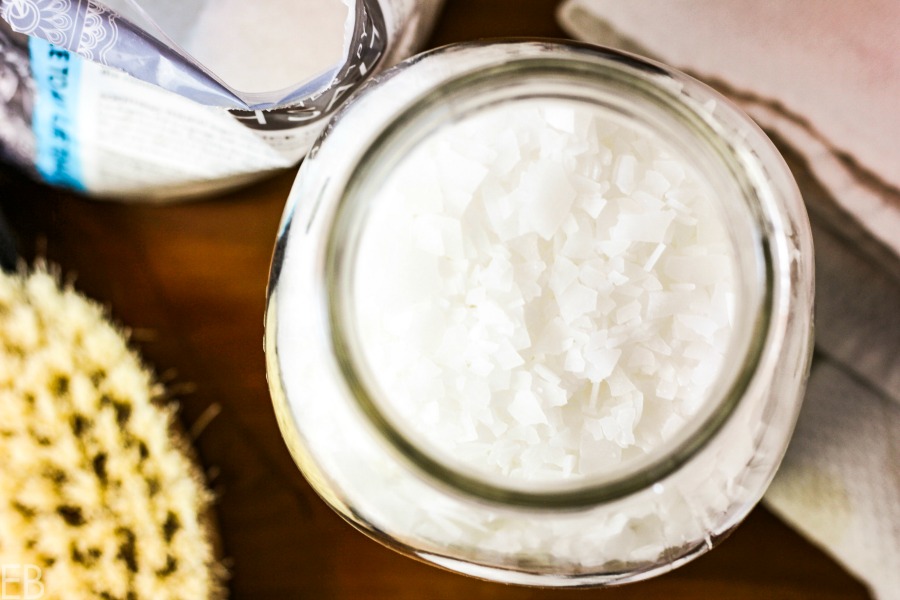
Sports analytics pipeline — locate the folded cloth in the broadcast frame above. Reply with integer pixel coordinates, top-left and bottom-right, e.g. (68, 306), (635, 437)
(558, 0), (900, 259)
(558, 2), (900, 599)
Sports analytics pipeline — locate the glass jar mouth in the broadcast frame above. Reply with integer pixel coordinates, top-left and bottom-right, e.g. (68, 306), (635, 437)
(323, 44), (774, 509)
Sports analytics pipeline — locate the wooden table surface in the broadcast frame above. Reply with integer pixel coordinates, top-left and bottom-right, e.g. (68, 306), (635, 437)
(0, 1), (872, 598)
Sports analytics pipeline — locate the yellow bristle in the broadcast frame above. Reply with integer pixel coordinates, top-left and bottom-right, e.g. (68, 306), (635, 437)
(0, 267), (225, 599)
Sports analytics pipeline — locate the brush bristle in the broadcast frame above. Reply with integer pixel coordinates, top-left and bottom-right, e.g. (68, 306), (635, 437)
(0, 267), (224, 599)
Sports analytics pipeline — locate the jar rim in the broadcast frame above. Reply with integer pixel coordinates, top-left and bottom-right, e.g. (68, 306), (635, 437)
(323, 42), (775, 509)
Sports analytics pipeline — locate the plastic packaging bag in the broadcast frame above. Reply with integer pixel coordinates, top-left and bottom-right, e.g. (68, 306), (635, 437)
(0, 0), (443, 200)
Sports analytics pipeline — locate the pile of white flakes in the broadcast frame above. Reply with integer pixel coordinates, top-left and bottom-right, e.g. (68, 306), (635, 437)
(354, 99), (737, 484)
(184, 0), (348, 92)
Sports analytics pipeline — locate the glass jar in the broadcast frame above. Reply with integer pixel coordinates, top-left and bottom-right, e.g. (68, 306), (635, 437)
(265, 40), (814, 586)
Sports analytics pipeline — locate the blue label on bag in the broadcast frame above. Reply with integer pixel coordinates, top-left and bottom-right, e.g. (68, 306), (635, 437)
(29, 37), (85, 191)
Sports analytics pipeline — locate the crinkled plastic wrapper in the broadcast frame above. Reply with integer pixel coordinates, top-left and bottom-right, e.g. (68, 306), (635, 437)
(0, 0), (443, 200)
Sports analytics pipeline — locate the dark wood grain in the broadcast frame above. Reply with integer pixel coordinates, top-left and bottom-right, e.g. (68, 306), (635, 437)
(0, 1), (871, 598)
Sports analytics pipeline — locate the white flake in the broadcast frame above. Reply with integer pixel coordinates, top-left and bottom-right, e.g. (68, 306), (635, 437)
(352, 97), (738, 486)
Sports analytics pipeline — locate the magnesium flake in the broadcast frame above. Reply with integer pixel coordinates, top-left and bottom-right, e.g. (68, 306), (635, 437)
(354, 99), (737, 483)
